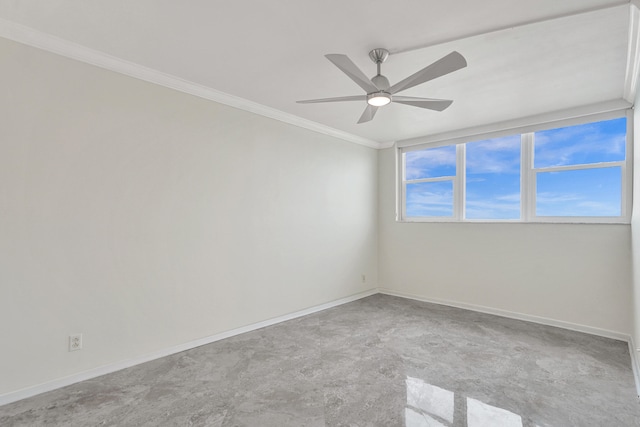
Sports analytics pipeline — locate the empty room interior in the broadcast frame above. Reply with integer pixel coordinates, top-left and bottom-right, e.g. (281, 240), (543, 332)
(3, 1), (640, 426)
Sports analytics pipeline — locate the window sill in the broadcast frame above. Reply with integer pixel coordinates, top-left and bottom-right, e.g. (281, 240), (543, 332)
(397, 218), (630, 225)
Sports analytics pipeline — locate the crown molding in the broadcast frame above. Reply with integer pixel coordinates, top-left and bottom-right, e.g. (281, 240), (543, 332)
(625, 2), (640, 103)
(377, 141), (396, 149)
(0, 18), (381, 150)
(2, 7), (632, 151)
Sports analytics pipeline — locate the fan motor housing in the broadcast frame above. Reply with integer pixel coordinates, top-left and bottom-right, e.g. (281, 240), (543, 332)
(371, 74), (390, 90)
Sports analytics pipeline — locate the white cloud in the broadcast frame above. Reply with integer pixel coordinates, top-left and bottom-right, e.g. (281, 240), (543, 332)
(406, 184), (453, 216)
(535, 191), (619, 216)
(405, 146), (456, 180)
(466, 177), (487, 183)
(534, 119), (626, 167)
(536, 192), (581, 203)
(465, 196), (520, 219)
(496, 193), (521, 202)
(466, 136), (521, 174)
(468, 135), (521, 151)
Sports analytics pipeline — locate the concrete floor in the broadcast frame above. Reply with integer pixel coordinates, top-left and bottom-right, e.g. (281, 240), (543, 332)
(1, 294), (639, 426)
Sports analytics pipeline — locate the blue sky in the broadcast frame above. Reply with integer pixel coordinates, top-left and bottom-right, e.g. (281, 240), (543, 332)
(405, 117), (626, 219)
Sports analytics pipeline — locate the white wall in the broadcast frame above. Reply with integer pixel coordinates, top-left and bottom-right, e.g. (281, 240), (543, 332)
(631, 86), (640, 360)
(378, 147), (632, 335)
(0, 38), (378, 396)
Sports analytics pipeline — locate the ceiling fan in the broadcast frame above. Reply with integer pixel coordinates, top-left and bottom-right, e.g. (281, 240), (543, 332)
(297, 48), (467, 124)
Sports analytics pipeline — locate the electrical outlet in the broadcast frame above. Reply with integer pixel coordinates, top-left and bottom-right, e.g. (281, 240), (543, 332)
(362, 274), (366, 283)
(69, 334), (82, 352)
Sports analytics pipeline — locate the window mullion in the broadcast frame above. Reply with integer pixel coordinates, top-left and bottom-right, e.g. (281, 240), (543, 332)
(398, 149), (405, 221)
(623, 109), (633, 220)
(402, 181), (407, 221)
(521, 133), (534, 221)
(456, 143), (466, 221)
(533, 161), (624, 173)
(406, 176), (457, 184)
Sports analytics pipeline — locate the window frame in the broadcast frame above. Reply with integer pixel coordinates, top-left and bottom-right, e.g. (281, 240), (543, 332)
(401, 144), (463, 221)
(397, 110), (632, 224)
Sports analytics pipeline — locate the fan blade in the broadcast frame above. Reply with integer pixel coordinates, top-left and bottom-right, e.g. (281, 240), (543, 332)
(389, 51), (467, 94)
(393, 96), (454, 111)
(357, 105), (378, 124)
(325, 54), (379, 93)
(297, 95), (367, 104)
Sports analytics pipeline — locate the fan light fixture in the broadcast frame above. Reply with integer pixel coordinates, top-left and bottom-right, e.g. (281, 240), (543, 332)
(367, 92), (392, 107)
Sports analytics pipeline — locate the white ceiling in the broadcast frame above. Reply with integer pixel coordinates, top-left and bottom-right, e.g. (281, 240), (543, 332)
(0, 1), (632, 145)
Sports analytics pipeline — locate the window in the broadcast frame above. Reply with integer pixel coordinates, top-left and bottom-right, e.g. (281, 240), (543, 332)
(465, 135), (521, 220)
(404, 145), (456, 218)
(398, 113), (630, 223)
(532, 118), (626, 219)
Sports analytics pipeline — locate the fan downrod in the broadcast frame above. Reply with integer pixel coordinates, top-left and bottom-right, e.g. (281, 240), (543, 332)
(369, 48), (390, 90)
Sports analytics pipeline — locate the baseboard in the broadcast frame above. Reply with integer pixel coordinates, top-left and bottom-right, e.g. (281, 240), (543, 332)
(0, 289), (377, 407)
(380, 288), (640, 394)
(381, 288), (640, 399)
(3, 287), (636, 406)
(378, 288), (629, 342)
(629, 337), (640, 398)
